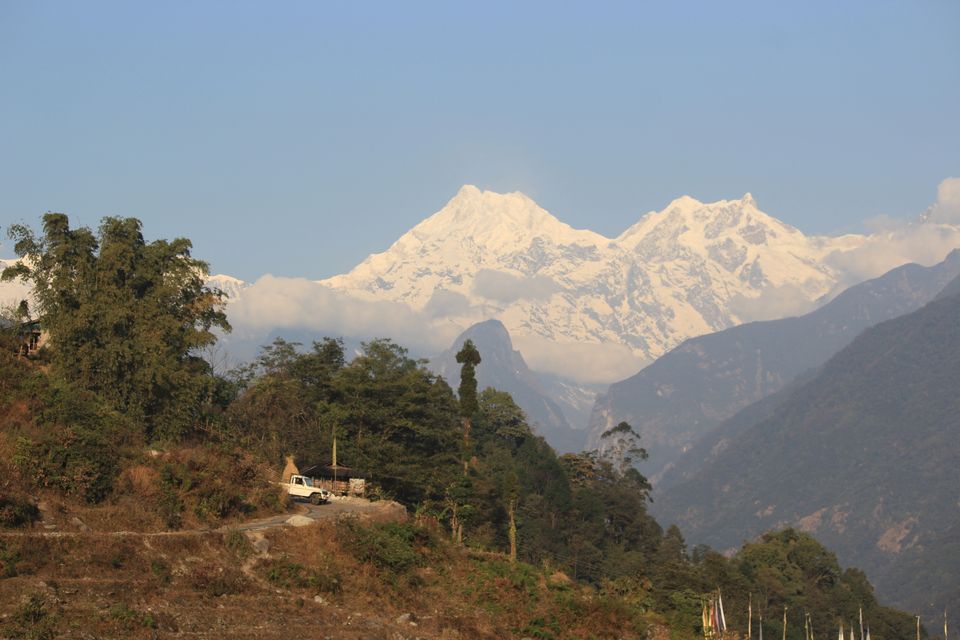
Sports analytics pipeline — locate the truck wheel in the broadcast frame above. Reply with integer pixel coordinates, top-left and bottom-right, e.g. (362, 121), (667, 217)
(309, 493), (321, 505)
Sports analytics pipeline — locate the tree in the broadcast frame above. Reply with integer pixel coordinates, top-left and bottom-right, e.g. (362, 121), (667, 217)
(455, 339), (481, 417)
(599, 421), (648, 476)
(2, 213), (230, 441)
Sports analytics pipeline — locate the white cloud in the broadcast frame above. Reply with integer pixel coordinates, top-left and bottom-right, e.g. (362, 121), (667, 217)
(422, 288), (473, 319)
(826, 224), (960, 286)
(816, 179), (960, 288)
(728, 283), (820, 323)
(226, 276), (647, 383)
(472, 269), (559, 303)
(226, 275), (462, 355)
(0, 258), (34, 312)
(924, 177), (960, 224)
(512, 334), (648, 385)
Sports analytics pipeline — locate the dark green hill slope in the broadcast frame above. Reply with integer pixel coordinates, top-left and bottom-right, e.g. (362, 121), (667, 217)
(655, 288), (960, 629)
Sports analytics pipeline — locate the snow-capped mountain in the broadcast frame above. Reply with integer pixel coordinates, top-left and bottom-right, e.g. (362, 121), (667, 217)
(0, 258), (250, 313)
(0, 258), (34, 310)
(322, 185), (864, 369)
(206, 274), (250, 303)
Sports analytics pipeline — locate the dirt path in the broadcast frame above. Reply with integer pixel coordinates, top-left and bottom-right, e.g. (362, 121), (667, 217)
(226, 496), (405, 532)
(0, 496), (406, 538)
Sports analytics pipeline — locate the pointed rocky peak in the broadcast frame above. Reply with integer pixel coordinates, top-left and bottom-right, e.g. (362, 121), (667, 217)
(741, 192), (757, 208)
(430, 319), (528, 385)
(458, 318), (513, 345)
(451, 319), (518, 363)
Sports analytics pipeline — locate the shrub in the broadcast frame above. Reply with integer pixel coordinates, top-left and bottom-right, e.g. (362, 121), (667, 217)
(149, 558), (172, 586)
(340, 520), (433, 576)
(3, 591), (59, 640)
(107, 603), (157, 631)
(0, 539), (21, 578)
(0, 494), (39, 528)
(225, 529), (254, 559)
(187, 562), (248, 596)
(260, 556), (342, 594)
(11, 381), (128, 505)
(153, 448), (265, 528)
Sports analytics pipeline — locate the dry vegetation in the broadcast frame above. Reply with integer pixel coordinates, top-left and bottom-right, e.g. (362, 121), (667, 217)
(0, 515), (654, 639)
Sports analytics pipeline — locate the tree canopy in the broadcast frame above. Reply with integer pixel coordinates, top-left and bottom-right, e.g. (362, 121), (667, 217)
(2, 213), (230, 441)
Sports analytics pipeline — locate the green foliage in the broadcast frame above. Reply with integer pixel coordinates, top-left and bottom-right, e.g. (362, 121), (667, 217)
(225, 528), (253, 559)
(154, 448), (262, 528)
(0, 495), (39, 528)
(340, 520), (433, 576)
(3, 214), (230, 441)
(8, 377), (131, 503)
(455, 338), (481, 417)
(187, 562), (248, 596)
(107, 603), (157, 631)
(599, 421), (648, 476)
(0, 540), (22, 578)
(260, 556), (342, 593)
(660, 529), (919, 640)
(3, 592), (59, 640)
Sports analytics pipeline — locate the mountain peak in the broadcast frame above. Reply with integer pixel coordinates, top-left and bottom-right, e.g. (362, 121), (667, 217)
(409, 186), (603, 248)
(741, 192), (757, 208)
(459, 318), (512, 346)
(664, 195), (704, 213)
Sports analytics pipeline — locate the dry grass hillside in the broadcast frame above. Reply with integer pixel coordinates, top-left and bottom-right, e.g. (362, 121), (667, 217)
(0, 514), (654, 639)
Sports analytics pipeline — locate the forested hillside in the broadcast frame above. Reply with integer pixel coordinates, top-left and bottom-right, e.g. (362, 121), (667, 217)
(655, 286), (960, 630)
(0, 214), (925, 638)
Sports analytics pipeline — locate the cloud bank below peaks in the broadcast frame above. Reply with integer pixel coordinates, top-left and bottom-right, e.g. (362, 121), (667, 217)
(224, 275), (638, 384)
(226, 275), (464, 356)
(825, 177), (960, 286)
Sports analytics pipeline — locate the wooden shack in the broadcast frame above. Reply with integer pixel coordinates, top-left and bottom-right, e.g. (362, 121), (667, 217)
(2, 319), (42, 357)
(299, 462), (365, 497)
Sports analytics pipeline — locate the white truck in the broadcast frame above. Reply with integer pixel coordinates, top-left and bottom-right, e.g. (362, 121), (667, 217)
(282, 475), (331, 505)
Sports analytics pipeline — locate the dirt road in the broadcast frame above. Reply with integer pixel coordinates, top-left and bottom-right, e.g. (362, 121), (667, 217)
(0, 496), (406, 539)
(228, 496), (405, 532)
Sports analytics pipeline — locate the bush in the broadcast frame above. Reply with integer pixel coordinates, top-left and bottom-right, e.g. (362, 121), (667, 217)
(187, 562), (248, 596)
(260, 556), (342, 594)
(340, 520), (433, 576)
(0, 539), (21, 578)
(0, 495), (39, 528)
(107, 603), (157, 631)
(225, 529), (253, 559)
(10, 381), (127, 504)
(3, 592), (59, 640)
(153, 448), (265, 528)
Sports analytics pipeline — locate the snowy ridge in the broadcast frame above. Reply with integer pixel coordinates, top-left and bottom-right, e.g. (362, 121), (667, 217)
(0, 260), (250, 311)
(0, 258), (34, 310)
(321, 186), (866, 365)
(207, 274), (250, 303)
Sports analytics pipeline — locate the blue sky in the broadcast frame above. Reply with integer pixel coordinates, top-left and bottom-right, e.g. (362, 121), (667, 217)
(1, 1), (958, 281)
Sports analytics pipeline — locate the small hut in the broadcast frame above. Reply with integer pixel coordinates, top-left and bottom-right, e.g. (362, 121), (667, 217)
(3, 319), (42, 357)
